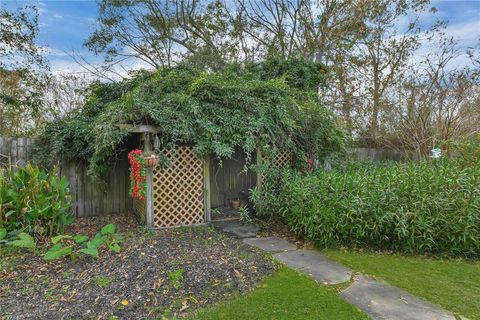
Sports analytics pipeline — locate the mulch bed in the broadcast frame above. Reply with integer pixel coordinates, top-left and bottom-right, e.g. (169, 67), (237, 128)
(0, 213), (276, 319)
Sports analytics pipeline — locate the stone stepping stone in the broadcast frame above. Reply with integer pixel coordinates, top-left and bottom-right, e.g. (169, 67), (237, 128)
(273, 250), (352, 284)
(243, 237), (297, 252)
(340, 275), (457, 320)
(212, 220), (260, 238)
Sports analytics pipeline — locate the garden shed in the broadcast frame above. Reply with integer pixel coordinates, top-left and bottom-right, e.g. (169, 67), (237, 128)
(34, 61), (344, 229)
(122, 124), (264, 228)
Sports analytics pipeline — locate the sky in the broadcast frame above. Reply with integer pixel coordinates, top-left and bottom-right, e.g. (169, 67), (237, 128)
(1, 0), (480, 74)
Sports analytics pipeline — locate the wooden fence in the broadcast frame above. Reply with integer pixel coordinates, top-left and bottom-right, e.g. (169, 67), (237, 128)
(0, 136), (131, 217)
(350, 148), (404, 161)
(2, 136), (411, 217)
(59, 159), (131, 217)
(0, 137), (33, 169)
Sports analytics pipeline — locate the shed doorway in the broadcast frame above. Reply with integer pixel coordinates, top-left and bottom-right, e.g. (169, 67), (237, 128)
(209, 147), (257, 220)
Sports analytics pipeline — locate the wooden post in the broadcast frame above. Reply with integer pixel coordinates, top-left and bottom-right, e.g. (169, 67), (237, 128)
(256, 147), (263, 192)
(142, 132), (154, 228)
(203, 155), (211, 223)
(146, 168), (154, 228)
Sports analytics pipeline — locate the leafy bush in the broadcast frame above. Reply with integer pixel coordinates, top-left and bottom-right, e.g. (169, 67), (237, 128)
(239, 206), (253, 224)
(0, 164), (73, 239)
(257, 159), (480, 258)
(7, 232), (36, 251)
(43, 223), (122, 261)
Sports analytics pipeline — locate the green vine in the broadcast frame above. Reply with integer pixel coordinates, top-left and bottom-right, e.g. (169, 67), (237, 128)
(33, 60), (346, 179)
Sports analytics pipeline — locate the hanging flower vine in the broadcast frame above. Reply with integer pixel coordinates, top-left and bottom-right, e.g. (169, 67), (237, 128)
(128, 149), (146, 200)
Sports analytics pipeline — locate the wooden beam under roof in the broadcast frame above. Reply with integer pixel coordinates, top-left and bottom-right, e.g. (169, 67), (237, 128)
(116, 123), (161, 133)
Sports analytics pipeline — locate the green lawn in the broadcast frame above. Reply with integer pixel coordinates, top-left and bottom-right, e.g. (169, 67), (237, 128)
(325, 250), (480, 320)
(189, 267), (368, 320)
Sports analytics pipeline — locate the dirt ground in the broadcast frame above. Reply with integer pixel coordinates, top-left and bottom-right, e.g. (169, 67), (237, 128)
(0, 213), (276, 319)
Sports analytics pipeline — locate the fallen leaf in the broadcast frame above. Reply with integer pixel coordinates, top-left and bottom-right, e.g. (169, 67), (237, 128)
(121, 299), (129, 306)
(180, 299), (189, 311)
(233, 269), (242, 278)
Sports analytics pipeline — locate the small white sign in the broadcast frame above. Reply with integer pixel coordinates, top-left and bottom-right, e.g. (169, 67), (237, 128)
(431, 148), (441, 159)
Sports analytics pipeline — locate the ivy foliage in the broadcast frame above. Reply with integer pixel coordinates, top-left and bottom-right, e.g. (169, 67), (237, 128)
(33, 61), (345, 178)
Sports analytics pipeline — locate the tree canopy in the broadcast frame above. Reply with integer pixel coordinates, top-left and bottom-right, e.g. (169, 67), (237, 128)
(33, 59), (345, 178)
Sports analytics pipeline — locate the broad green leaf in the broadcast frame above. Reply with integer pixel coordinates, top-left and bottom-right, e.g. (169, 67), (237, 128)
(111, 233), (122, 241)
(73, 235), (89, 244)
(51, 234), (72, 244)
(44, 244), (73, 261)
(0, 228), (6, 241)
(87, 234), (107, 249)
(101, 224), (116, 235)
(78, 247), (99, 258)
(108, 242), (121, 253)
(10, 232), (36, 251)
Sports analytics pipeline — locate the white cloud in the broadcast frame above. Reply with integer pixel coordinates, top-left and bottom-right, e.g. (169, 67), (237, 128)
(41, 47), (69, 57)
(407, 17), (480, 69)
(444, 20), (480, 45)
(50, 59), (87, 74)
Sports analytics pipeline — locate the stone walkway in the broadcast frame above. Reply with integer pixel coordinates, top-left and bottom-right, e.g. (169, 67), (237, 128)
(214, 220), (461, 320)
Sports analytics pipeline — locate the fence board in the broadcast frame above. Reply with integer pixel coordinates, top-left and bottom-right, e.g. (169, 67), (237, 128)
(350, 148), (404, 161)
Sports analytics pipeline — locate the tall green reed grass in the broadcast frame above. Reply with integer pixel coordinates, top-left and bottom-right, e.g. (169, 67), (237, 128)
(256, 159), (480, 258)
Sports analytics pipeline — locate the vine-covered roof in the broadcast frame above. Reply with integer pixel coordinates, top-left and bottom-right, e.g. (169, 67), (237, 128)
(33, 59), (345, 178)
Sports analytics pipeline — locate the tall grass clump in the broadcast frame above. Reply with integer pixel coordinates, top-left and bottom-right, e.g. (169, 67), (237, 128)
(256, 159), (480, 258)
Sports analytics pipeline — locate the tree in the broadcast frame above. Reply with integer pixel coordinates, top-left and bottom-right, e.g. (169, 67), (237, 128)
(40, 73), (90, 121)
(83, 0), (480, 153)
(235, 0), (363, 62)
(85, 0), (368, 71)
(381, 36), (480, 159)
(0, 4), (44, 70)
(85, 0), (240, 71)
(0, 5), (49, 136)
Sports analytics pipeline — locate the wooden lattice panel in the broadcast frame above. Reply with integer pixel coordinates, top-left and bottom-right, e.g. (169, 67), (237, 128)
(275, 151), (292, 167)
(153, 146), (205, 228)
(132, 197), (146, 223)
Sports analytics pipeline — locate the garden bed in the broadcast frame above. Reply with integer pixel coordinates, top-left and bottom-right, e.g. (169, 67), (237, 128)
(0, 214), (276, 319)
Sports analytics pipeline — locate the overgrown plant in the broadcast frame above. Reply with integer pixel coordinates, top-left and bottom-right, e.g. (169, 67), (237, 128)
(256, 159), (480, 258)
(239, 206), (253, 224)
(43, 223), (122, 261)
(33, 63), (345, 179)
(0, 164), (73, 239)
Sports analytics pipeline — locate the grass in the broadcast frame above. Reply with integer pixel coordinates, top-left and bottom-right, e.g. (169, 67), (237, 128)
(324, 249), (480, 320)
(189, 267), (368, 320)
(93, 275), (115, 288)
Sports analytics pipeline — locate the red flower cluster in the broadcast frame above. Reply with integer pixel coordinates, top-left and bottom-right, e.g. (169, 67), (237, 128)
(128, 149), (147, 200)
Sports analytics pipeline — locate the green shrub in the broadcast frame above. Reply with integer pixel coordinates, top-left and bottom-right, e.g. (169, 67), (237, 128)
(0, 164), (73, 239)
(257, 159), (480, 258)
(43, 223), (122, 261)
